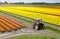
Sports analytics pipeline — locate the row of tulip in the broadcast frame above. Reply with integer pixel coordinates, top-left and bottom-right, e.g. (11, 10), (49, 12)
(0, 15), (24, 33)
(0, 7), (60, 26)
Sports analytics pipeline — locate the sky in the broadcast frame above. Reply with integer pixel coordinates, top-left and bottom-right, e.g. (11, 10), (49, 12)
(0, 0), (60, 3)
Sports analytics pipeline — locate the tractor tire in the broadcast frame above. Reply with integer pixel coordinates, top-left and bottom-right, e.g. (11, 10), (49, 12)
(35, 25), (39, 30)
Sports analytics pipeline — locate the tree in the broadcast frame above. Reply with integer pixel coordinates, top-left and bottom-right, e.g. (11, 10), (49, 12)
(4, 1), (8, 4)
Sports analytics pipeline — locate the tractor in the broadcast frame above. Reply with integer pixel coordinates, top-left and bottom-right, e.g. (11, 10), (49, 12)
(33, 18), (45, 30)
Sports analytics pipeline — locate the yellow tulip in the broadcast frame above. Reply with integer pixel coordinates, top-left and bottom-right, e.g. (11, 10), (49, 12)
(0, 6), (60, 26)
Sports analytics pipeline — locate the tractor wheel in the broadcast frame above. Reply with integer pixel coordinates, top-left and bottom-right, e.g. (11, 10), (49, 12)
(35, 25), (38, 30)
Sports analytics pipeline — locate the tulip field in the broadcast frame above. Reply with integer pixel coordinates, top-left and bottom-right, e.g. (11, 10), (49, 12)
(0, 15), (24, 32)
(0, 6), (60, 39)
(0, 6), (60, 26)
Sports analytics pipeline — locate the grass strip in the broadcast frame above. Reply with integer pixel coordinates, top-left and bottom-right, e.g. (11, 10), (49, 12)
(9, 35), (57, 39)
(0, 10), (60, 34)
(0, 10), (33, 23)
(45, 26), (60, 34)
